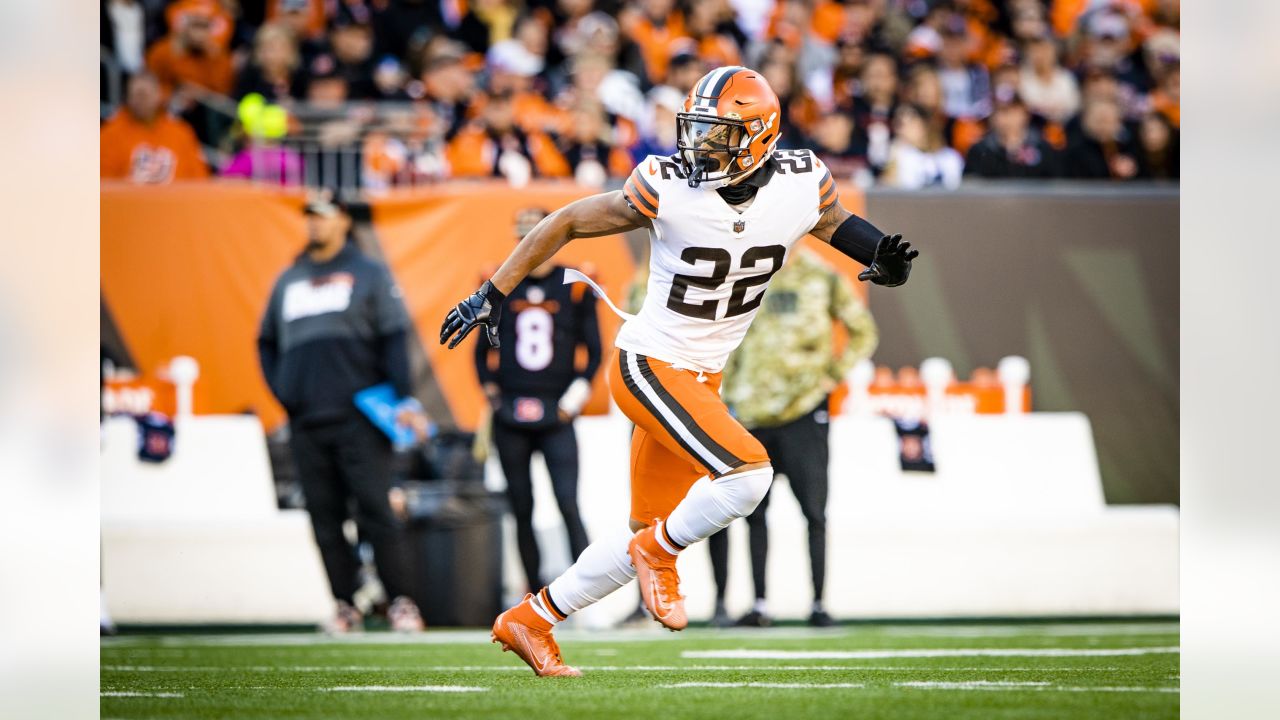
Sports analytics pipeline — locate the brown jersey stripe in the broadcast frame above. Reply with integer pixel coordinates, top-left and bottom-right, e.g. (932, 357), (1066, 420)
(820, 184), (838, 210)
(632, 169), (661, 205)
(624, 178), (658, 218)
(818, 169), (837, 209)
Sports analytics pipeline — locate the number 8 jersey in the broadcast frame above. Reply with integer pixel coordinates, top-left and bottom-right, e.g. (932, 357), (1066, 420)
(616, 150), (839, 373)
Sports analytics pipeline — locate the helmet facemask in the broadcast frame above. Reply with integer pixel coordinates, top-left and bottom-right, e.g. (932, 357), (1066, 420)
(676, 111), (771, 189)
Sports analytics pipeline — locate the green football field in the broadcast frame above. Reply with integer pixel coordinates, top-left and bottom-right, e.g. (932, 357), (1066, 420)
(101, 620), (1178, 719)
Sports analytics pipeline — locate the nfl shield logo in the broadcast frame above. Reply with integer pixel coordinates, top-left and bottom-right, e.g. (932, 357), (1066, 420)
(733, 219), (746, 233)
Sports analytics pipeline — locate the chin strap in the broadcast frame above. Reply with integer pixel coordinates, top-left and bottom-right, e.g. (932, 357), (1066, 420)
(715, 155), (779, 204)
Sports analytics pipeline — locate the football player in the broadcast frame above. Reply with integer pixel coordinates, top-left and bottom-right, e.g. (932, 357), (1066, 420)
(440, 66), (917, 676)
(475, 208), (602, 594)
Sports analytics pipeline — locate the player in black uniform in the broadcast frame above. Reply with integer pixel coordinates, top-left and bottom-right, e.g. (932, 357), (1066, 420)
(476, 208), (603, 592)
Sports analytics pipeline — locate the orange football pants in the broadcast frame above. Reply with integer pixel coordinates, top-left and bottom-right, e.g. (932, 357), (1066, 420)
(609, 348), (769, 526)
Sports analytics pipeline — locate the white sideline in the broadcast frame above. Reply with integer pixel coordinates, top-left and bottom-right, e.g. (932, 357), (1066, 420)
(683, 647), (1180, 660)
(322, 686), (488, 693)
(102, 664), (1135, 673)
(100, 691), (184, 698)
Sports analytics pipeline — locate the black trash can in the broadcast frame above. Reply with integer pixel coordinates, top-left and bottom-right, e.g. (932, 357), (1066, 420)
(403, 479), (506, 627)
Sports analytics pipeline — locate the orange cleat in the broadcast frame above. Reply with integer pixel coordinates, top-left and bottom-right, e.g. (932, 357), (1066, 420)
(629, 525), (688, 631)
(490, 594), (582, 678)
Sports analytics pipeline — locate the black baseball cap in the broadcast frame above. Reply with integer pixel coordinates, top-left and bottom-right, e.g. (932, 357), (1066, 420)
(303, 193), (349, 217)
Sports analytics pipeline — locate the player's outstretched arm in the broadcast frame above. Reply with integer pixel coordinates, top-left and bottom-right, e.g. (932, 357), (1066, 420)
(811, 202), (918, 288)
(439, 191), (649, 349)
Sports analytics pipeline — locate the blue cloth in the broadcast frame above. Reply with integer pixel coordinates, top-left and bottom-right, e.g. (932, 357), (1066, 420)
(354, 383), (419, 450)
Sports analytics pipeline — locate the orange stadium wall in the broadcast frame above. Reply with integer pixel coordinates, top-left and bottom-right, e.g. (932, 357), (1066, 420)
(101, 181), (865, 433)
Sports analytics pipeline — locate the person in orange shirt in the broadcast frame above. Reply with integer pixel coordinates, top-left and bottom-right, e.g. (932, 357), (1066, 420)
(446, 90), (570, 181)
(619, 0), (687, 86)
(164, 0), (235, 51)
(145, 9), (234, 100)
(101, 73), (210, 183)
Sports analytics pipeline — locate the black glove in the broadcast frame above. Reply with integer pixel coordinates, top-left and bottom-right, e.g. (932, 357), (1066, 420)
(857, 234), (918, 287)
(439, 280), (505, 349)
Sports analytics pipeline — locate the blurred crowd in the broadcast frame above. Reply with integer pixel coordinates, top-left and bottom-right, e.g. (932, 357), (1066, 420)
(101, 0), (1179, 188)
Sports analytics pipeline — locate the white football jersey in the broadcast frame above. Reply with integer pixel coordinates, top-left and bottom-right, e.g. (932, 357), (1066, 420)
(615, 149), (839, 373)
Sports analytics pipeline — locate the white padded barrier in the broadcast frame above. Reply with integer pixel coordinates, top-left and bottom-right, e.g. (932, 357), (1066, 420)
(490, 408), (1178, 626)
(101, 415), (331, 624)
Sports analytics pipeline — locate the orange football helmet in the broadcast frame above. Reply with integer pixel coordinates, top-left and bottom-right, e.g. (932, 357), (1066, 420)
(677, 66), (782, 188)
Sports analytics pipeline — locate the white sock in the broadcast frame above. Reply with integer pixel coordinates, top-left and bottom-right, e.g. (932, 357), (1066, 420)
(653, 520), (681, 555)
(755, 598), (769, 615)
(545, 527), (637, 616)
(529, 593), (560, 625)
(663, 467), (773, 548)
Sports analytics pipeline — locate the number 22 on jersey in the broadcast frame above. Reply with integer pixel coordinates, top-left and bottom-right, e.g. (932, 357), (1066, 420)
(666, 244), (786, 320)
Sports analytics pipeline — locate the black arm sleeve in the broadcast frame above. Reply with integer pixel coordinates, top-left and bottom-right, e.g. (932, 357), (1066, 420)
(379, 330), (414, 399)
(830, 213), (887, 266)
(576, 289), (603, 381)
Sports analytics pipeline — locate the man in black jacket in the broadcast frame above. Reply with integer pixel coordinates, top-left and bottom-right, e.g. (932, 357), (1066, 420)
(258, 193), (426, 633)
(965, 95), (1062, 179)
(475, 208), (602, 592)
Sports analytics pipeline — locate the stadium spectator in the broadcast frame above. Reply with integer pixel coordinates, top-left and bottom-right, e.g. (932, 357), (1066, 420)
(620, 0), (687, 86)
(257, 193), (428, 634)
(1019, 35), (1080, 125)
(1065, 98), (1140, 180)
(631, 85), (682, 162)
(145, 7), (234, 99)
(164, 0), (235, 52)
(446, 90), (570, 181)
(103, 0), (166, 76)
(307, 12), (379, 100)
(936, 17), (991, 121)
(881, 103), (964, 190)
(235, 22), (307, 103)
(1136, 111), (1178, 180)
(1078, 9), (1148, 114)
(269, 0), (328, 42)
(683, 0), (743, 70)
(304, 56), (351, 107)
(758, 52), (820, 148)
(964, 95), (1062, 179)
(852, 52), (898, 176)
(371, 0), (446, 63)
(659, 51), (706, 96)
(561, 49), (647, 126)
(371, 56), (412, 101)
(811, 111), (869, 183)
(475, 207), (602, 594)
(421, 45), (478, 142)
(222, 139), (305, 186)
(560, 102), (634, 186)
(457, 0), (521, 55)
(101, 72), (210, 182)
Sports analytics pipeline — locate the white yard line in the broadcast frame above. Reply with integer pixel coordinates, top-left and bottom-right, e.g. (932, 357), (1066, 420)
(898, 681), (1051, 688)
(896, 682), (1178, 694)
(879, 624), (1179, 638)
(100, 691), (184, 698)
(322, 685), (488, 693)
(683, 647), (1180, 660)
(662, 682), (866, 689)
